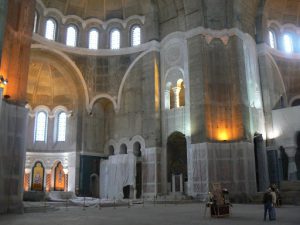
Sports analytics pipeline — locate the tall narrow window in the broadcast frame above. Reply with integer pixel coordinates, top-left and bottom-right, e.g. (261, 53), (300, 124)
(88, 29), (99, 50)
(110, 29), (120, 50)
(268, 30), (276, 49)
(66, 25), (77, 47)
(283, 34), (293, 53)
(131, 25), (141, 46)
(57, 112), (67, 142)
(33, 11), (38, 33)
(35, 111), (47, 142)
(45, 18), (56, 40)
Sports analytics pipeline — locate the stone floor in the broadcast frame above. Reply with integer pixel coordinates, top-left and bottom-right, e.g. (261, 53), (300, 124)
(0, 203), (299, 225)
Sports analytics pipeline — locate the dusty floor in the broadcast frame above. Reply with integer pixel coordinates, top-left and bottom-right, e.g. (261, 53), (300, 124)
(0, 203), (299, 225)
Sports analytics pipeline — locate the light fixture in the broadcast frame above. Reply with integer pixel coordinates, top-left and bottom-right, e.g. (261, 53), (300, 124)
(0, 75), (8, 86)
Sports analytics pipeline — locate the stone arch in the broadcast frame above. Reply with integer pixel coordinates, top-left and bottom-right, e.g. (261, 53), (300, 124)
(289, 96), (300, 107)
(108, 145), (115, 156)
(89, 94), (118, 112)
(30, 44), (89, 112)
(117, 49), (160, 112)
(105, 139), (117, 155)
(130, 135), (146, 155)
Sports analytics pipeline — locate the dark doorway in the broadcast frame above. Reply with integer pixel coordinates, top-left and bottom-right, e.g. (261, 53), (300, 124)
(136, 162), (142, 198)
(280, 146), (289, 180)
(167, 132), (187, 191)
(123, 185), (130, 199)
(253, 134), (262, 192)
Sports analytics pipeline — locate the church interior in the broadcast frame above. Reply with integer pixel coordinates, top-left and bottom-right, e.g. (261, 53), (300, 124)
(0, 0), (300, 214)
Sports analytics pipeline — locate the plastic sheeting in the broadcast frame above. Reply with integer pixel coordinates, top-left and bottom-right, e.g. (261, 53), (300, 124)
(100, 154), (136, 200)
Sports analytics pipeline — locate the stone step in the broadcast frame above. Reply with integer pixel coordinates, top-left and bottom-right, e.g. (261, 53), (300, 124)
(280, 181), (300, 192)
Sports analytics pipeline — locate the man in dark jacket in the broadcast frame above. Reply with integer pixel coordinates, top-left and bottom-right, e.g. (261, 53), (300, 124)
(263, 188), (273, 221)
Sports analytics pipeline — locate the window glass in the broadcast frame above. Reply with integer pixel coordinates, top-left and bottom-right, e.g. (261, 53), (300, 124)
(89, 29), (99, 50)
(57, 112), (67, 142)
(45, 19), (56, 40)
(33, 11), (38, 33)
(283, 34), (293, 53)
(66, 25), (77, 47)
(35, 111), (47, 142)
(110, 29), (120, 50)
(131, 26), (141, 46)
(268, 30), (276, 49)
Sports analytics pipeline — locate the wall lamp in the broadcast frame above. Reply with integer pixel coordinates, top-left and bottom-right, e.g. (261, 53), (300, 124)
(0, 75), (8, 86)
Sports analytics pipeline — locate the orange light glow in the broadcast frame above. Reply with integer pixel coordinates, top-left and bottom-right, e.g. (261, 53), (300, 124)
(154, 57), (160, 112)
(204, 81), (244, 142)
(217, 129), (229, 141)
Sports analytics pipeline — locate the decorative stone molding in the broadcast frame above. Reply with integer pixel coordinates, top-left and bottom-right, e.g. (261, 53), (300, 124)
(27, 104), (72, 118)
(257, 43), (300, 60)
(36, 0), (145, 30)
(267, 20), (300, 35)
(104, 135), (146, 156)
(32, 33), (159, 56)
(26, 151), (73, 170)
(184, 27), (251, 46)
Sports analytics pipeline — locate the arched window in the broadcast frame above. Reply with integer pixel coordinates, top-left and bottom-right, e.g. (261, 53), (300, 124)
(110, 29), (120, 50)
(178, 80), (185, 107)
(35, 111), (48, 142)
(33, 11), (38, 33)
(283, 34), (293, 53)
(88, 28), (99, 50)
(66, 25), (77, 47)
(268, 30), (276, 49)
(45, 18), (56, 40)
(57, 112), (67, 142)
(170, 86), (175, 109)
(131, 25), (141, 46)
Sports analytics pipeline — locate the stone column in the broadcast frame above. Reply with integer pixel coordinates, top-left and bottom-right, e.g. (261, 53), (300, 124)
(23, 169), (31, 192)
(63, 169), (68, 192)
(285, 146), (297, 180)
(45, 169), (51, 192)
(172, 87), (181, 108)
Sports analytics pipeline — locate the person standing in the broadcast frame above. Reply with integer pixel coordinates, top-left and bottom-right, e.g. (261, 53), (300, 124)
(270, 187), (277, 220)
(263, 188), (273, 221)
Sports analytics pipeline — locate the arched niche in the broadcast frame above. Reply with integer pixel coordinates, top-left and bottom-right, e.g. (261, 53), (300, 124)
(108, 145), (115, 156)
(54, 162), (65, 191)
(31, 161), (45, 191)
(120, 143), (127, 154)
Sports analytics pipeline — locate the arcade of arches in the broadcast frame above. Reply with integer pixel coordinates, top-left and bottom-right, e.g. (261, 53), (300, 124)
(1, 0), (300, 214)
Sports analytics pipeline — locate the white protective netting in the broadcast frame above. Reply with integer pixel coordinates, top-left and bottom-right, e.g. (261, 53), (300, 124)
(0, 100), (28, 213)
(100, 154), (136, 200)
